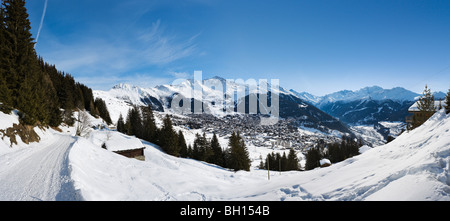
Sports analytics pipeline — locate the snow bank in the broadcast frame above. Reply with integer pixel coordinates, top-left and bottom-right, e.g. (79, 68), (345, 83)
(0, 110), (19, 130)
(2, 104), (448, 201)
(85, 130), (144, 152)
(105, 133), (144, 152)
(69, 133), (270, 201)
(69, 110), (450, 201)
(291, 109), (450, 201)
(359, 145), (372, 154)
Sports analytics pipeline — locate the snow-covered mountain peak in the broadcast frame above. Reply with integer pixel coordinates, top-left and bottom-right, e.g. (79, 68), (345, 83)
(290, 86), (421, 106)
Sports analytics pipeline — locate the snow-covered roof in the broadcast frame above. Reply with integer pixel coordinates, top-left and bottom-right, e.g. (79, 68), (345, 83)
(320, 159), (331, 166)
(105, 133), (144, 152)
(408, 100), (444, 112)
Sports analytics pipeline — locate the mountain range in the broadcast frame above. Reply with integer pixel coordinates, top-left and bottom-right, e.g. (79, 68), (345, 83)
(94, 78), (445, 137)
(94, 77), (351, 135)
(290, 86), (446, 125)
(291, 86), (420, 106)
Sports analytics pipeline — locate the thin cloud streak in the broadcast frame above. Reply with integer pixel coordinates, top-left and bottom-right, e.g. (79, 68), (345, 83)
(40, 19), (199, 89)
(35, 0), (48, 47)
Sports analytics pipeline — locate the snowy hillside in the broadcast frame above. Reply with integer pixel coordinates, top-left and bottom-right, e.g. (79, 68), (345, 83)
(0, 107), (449, 201)
(67, 110), (449, 201)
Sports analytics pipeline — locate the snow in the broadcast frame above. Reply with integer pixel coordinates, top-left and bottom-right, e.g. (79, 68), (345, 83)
(0, 110), (19, 130)
(359, 145), (372, 154)
(67, 109), (450, 201)
(0, 129), (81, 201)
(1, 109), (449, 201)
(320, 159), (331, 166)
(319, 86), (420, 105)
(87, 130), (144, 152)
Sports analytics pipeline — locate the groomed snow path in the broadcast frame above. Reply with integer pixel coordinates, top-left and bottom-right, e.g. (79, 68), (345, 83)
(0, 134), (82, 201)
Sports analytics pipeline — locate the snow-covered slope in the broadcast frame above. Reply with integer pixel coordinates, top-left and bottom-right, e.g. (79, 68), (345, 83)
(67, 110), (450, 201)
(0, 129), (82, 201)
(0, 107), (449, 201)
(290, 86), (421, 127)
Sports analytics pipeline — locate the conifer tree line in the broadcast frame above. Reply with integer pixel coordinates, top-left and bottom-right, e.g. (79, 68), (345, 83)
(259, 148), (300, 172)
(118, 105), (251, 171)
(0, 0), (111, 126)
(187, 131), (251, 171)
(305, 136), (362, 170)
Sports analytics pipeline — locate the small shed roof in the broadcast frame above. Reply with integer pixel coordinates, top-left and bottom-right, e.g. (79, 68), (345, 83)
(105, 133), (144, 152)
(320, 159), (331, 166)
(408, 100), (443, 112)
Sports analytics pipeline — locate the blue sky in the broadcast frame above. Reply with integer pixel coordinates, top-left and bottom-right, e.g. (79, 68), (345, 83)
(26, 0), (450, 95)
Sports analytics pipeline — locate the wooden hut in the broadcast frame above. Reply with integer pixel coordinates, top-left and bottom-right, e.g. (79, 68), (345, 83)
(105, 133), (146, 161)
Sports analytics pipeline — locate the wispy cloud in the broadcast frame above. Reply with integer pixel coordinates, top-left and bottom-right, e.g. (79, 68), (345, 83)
(40, 18), (199, 89)
(76, 73), (172, 91)
(138, 19), (199, 65)
(35, 0), (48, 47)
(168, 70), (191, 79)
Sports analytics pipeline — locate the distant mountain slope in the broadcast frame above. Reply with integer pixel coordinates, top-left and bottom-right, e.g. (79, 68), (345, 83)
(318, 86), (419, 105)
(289, 86), (440, 125)
(320, 99), (415, 125)
(292, 86), (420, 107)
(94, 77), (352, 135)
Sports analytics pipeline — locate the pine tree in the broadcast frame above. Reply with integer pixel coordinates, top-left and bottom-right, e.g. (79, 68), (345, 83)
(202, 132), (213, 162)
(210, 132), (224, 167)
(417, 85), (436, 112)
(227, 131), (251, 171)
(305, 147), (321, 170)
(286, 148), (299, 171)
(192, 132), (211, 161)
(328, 142), (342, 163)
(191, 134), (202, 160)
(44, 80), (62, 127)
(94, 98), (112, 125)
(186, 144), (193, 158)
(0, 1), (102, 126)
(414, 85), (436, 128)
(141, 104), (156, 142)
(117, 113), (125, 133)
(2, 0), (48, 124)
(0, 68), (11, 107)
(445, 89), (450, 114)
(125, 105), (143, 137)
(160, 114), (179, 157)
(178, 130), (188, 158)
(0, 4), (12, 107)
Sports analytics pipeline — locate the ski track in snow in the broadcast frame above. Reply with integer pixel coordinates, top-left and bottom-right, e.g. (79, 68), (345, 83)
(0, 135), (82, 201)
